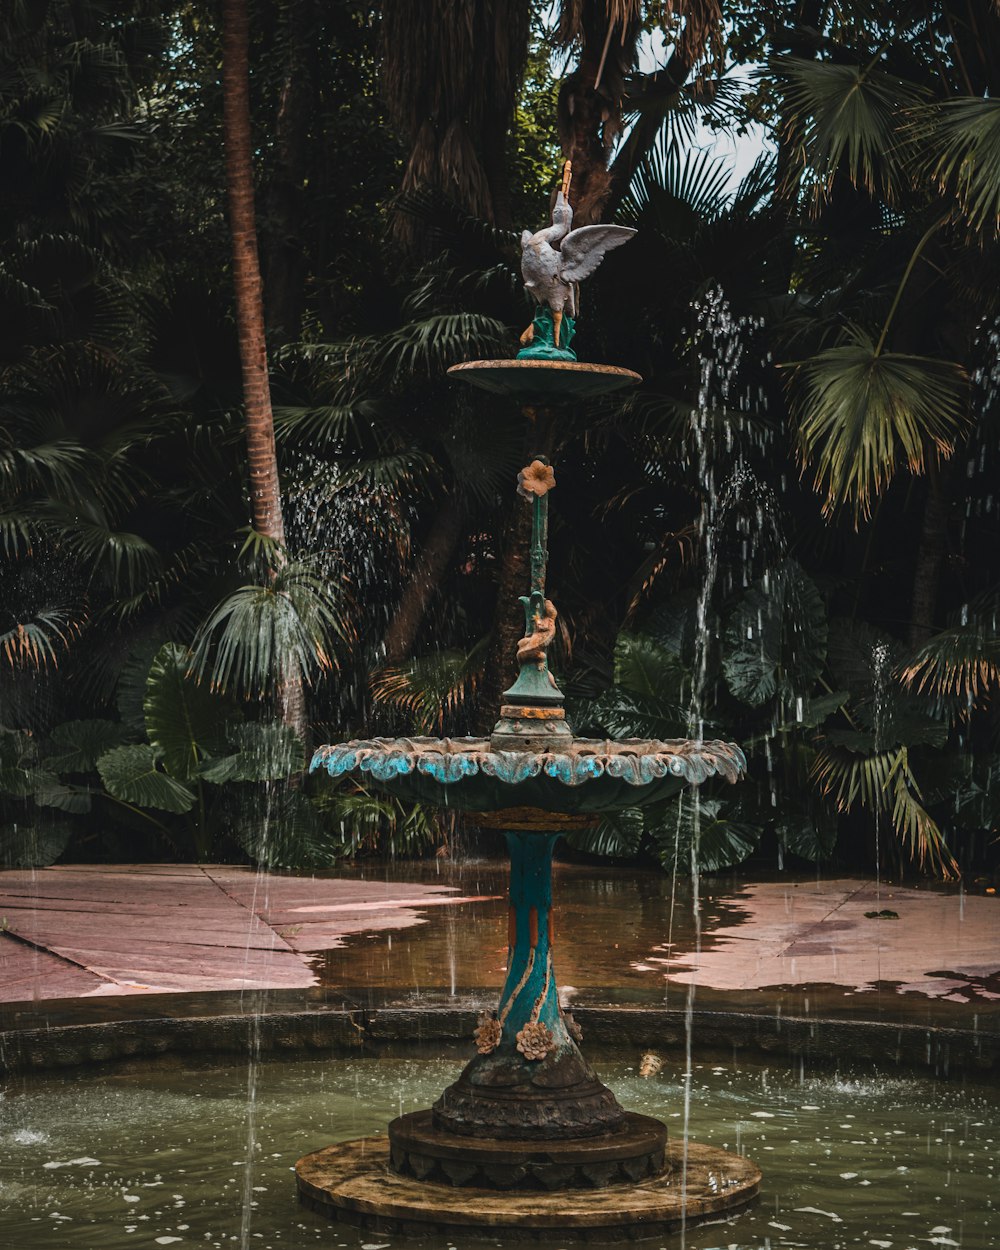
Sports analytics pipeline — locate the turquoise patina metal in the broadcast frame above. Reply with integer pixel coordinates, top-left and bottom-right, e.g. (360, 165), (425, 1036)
(497, 833), (563, 1045)
(517, 307), (577, 362)
(310, 736), (745, 813)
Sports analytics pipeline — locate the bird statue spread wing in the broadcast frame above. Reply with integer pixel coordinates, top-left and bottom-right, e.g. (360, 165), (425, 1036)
(518, 162), (636, 352)
(558, 225), (637, 284)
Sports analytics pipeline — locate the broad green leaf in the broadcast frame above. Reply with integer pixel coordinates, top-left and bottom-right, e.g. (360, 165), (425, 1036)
(97, 744), (195, 814)
(787, 690), (849, 729)
(566, 809), (644, 859)
(776, 813), (837, 861)
(0, 821), (72, 868)
(117, 637), (170, 735)
(651, 797), (762, 875)
(199, 724), (305, 784)
(46, 720), (125, 773)
(0, 729), (35, 797)
(33, 774), (92, 815)
(613, 633), (688, 702)
(723, 560), (827, 706)
(144, 643), (229, 781)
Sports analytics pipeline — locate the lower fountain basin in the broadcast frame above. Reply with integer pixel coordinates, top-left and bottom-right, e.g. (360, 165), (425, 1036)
(2, 1047), (995, 1249)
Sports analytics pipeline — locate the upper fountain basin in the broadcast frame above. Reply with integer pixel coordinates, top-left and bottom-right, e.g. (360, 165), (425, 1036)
(310, 736), (745, 816)
(447, 359), (641, 402)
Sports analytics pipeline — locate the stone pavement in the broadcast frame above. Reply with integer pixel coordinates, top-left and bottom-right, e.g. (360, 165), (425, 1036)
(0, 864), (496, 1001)
(633, 878), (1000, 1003)
(1, 864), (998, 1016)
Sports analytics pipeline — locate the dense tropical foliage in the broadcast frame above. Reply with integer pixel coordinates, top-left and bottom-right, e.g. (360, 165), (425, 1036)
(2, 0), (999, 881)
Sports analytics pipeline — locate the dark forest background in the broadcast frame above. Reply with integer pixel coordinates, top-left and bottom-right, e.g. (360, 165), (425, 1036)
(3, 0), (1000, 881)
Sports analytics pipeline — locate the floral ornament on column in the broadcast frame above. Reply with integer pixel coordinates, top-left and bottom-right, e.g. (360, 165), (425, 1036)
(516, 1020), (555, 1061)
(517, 460), (556, 500)
(474, 1011), (502, 1055)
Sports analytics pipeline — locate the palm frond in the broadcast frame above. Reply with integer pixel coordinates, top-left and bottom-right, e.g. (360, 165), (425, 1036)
(371, 646), (483, 734)
(913, 98), (1000, 234)
(622, 133), (732, 226)
(773, 56), (924, 204)
(812, 742), (958, 878)
(374, 313), (509, 382)
(0, 607), (81, 669)
(902, 627), (1000, 699)
(785, 327), (968, 519)
(272, 400), (386, 449)
(889, 751), (959, 879)
(191, 560), (351, 697)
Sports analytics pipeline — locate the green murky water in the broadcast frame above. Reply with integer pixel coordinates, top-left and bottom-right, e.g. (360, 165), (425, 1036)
(0, 1050), (996, 1250)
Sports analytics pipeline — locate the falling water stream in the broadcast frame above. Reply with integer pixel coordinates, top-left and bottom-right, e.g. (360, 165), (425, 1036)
(675, 286), (767, 1243)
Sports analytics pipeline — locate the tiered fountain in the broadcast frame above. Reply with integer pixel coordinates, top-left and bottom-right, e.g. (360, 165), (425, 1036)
(296, 164), (760, 1240)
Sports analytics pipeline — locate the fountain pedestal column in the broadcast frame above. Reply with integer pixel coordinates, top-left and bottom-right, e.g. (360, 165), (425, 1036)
(386, 822), (672, 1191)
(428, 830), (624, 1140)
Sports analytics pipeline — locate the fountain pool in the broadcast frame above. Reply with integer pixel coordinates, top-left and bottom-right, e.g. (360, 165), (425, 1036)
(1, 1047), (996, 1249)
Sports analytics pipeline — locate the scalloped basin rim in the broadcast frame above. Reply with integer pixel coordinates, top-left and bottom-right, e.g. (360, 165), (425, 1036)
(310, 736), (746, 815)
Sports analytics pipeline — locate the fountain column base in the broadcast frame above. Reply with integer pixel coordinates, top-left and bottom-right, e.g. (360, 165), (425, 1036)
(389, 1108), (666, 1189)
(296, 1137), (761, 1240)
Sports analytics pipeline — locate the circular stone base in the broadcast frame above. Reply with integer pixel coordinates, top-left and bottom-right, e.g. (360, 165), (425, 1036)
(389, 1109), (667, 1190)
(296, 1137), (760, 1241)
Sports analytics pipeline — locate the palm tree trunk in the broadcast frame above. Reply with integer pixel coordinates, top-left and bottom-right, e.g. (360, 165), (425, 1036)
(262, 0), (312, 344)
(383, 494), (468, 666)
(557, 4), (640, 225)
(221, 0), (285, 548)
(221, 0), (307, 744)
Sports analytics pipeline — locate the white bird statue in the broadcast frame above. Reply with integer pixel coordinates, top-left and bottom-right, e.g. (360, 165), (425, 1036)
(519, 162), (637, 350)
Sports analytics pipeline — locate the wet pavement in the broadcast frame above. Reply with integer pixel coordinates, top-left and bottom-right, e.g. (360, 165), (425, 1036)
(1, 859), (998, 1035)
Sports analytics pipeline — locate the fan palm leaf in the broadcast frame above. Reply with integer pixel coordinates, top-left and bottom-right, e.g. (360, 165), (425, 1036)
(371, 645), (484, 734)
(773, 56), (924, 204)
(914, 98), (1000, 234)
(785, 327), (968, 519)
(902, 626), (1000, 699)
(812, 741), (958, 878)
(0, 607), (81, 669)
(191, 559), (351, 698)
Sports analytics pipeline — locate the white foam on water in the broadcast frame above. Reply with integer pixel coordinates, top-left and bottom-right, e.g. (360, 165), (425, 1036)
(794, 1206), (843, 1222)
